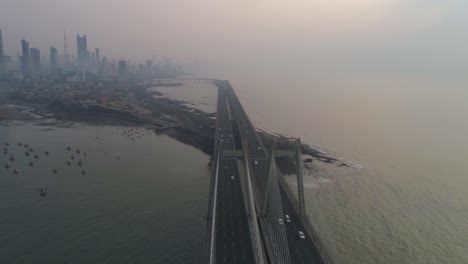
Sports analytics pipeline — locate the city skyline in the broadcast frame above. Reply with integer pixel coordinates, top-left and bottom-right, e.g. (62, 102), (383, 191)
(0, 26), (180, 80)
(2, 29), (148, 65)
(1, 0), (468, 75)
(0, 27), (172, 66)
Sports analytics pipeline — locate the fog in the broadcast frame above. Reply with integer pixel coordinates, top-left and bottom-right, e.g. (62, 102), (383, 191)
(1, 0), (467, 74)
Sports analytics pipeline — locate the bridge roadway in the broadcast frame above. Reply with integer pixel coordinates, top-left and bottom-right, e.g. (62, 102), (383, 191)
(214, 87), (255, 264)
(221, 82), (324, 264)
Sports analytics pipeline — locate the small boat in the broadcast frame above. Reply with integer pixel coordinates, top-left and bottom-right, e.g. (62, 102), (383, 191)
(39, 188), (47, 196)
(13, 169), (18, 174)
(76, 149), (80, 154)
(66, 161), (71, 165)
(70, 155), (74, 160)
(78, 161), (83, 166)
(4, 142), (9, 146)
(44, 151), (49, 155)
(18, 143), (22, 146)
(9, 156), (14, 161)
(29, 148), (34, 152)
(24, 144), (29, 148)
(34, 155), (39, 159)
(4, 163), (9, 169)
(52, 168), (57, 174)
(29, 161), (34, 166)
(83, 153), (87, 157)
(81, 170), (86, 175)
(67, 147), (71, 151)
(25, 152), (30, 156)
(116, 156), (120, 160)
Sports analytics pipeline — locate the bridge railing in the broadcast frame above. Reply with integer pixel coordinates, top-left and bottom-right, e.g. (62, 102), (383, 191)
(278, 175), (342, 264)
(202, 82), (223, 264)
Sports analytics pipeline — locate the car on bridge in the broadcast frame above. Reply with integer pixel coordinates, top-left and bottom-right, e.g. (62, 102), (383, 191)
(298, 231), (305, 240)
(254, 160), (258, 165)
(285, 214), (291, 223)
(230, 175), (234, 180)
(278, 219), (284, 225)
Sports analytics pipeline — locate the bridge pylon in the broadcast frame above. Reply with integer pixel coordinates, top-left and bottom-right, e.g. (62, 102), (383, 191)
(261, 140), (277, 218)
(295, 138), (306, 217)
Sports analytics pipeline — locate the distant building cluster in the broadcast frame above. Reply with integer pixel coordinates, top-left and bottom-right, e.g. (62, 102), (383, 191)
(0, 28), (180, 81)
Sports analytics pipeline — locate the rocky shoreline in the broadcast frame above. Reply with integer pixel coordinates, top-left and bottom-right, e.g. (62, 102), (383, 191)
(0, 80), (347, 173)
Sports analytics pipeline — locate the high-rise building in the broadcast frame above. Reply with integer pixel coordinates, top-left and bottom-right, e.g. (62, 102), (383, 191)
(20, 39), (31, 73)
(0, 29), (4, 72)
(118, 60), (127, 78)
(99, 56), (108, 77)
(95, 48), (100, 63)
(30, 48), (41, 72)
(63, 29), (70, 70)
(76, 34), (88, 68)
(50, 46), (58, 72)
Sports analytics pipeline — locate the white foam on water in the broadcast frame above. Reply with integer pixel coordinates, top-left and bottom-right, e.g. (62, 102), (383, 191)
(343, 160), (365, 169)
(318, 177), (331, 184)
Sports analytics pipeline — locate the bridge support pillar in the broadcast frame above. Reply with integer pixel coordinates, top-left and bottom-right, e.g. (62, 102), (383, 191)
(261, 141), (277, 217)
(296, 138), (306, 217)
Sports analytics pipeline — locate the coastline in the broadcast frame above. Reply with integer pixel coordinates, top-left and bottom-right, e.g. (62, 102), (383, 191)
(0, 79), (347, 171)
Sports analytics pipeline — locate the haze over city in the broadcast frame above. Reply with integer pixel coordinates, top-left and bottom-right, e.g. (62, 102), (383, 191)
(1, 0), (468, 73)
(1, 1), (468, 264)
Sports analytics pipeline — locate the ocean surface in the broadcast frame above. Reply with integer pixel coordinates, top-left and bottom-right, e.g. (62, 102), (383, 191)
(190, 67), (468, 264)
(0, 121), (210, 264)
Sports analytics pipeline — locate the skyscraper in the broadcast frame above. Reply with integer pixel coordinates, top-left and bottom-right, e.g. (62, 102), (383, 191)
(63, 29), (70, 70)
(0, 29), (4, 72)
(118, 60), (127, 78)
(76, 34), (88, 68)
(50, 46), (58, 72)
(95, 48), (100, 63)
(20, 39), (30, 73)
(30, 48), (41, 72)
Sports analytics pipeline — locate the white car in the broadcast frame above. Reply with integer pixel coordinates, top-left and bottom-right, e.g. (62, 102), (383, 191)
(254, 160), (259, 165)
(224, 165), (228, 170)
(285, 214), (291, 223)
(230, 175), (235, 180)
(257, 146), (261, 151)
(278, 219), (284, 225)
(298, 231), (305, 240)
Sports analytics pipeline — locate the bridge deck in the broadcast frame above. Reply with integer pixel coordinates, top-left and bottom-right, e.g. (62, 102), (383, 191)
(213, 87), (256, 264)
(206, 79), (328, 264)
(222, 82), (325, 264)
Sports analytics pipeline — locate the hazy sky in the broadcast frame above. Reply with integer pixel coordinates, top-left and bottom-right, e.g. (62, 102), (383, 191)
(1, 0), (467, 73)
